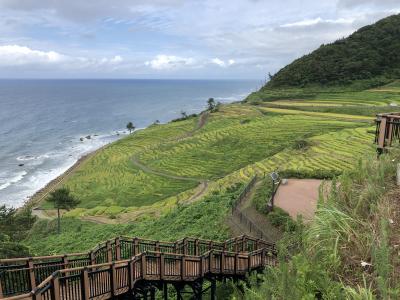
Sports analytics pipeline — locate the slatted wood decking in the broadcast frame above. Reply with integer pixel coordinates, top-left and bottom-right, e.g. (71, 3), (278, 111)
(0, 236), (277, 300)
(375, 112), (400, 154)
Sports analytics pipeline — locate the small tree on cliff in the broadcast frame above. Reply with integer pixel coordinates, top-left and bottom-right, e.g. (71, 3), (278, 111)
(126, 122), (135, 133)
(47, 188), (80, 234)
(207, 98), (216, 111)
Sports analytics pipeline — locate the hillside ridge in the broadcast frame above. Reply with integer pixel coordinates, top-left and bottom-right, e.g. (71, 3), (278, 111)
(266, 14), (400, 89)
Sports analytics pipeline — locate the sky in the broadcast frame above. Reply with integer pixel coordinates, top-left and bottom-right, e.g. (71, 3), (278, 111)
(0, 0), (399, 79)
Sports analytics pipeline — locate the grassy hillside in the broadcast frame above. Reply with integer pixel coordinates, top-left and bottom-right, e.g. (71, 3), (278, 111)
(238, 150), (400, 299)
(27, 80), (400, 235)
(266, 14), (400, 88)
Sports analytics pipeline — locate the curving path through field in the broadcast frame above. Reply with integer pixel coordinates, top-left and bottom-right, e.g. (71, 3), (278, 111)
(130, 111), (210, 203)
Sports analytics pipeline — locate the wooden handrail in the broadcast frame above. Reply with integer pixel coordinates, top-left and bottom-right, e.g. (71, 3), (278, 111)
(0, 236), (276, 299)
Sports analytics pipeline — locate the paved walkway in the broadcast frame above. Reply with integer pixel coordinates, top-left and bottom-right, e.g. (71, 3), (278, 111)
(274, 179), (323, 221)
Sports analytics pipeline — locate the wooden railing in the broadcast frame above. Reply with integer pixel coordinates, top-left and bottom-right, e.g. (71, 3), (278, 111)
(375, 112), (400, 154)
(232, 176), (257, 212)
(0, 236), (275, 299)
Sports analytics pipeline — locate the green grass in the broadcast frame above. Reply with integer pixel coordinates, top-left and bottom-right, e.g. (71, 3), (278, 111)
(241, 150), (400, 299)
(25, 184), (243, 255)
(138, 114), (365, 179)
(58, 119), (199, 209)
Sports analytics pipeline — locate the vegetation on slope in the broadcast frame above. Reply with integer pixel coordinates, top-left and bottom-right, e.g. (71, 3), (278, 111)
(239, 152), (400, 299)
(24, 184), (243, 255)
(266, 14), (400, 88)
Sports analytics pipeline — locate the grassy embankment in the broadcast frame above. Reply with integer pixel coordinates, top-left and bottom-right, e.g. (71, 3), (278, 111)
(238, 150), (400, 299)
(23, 82), (400, 256)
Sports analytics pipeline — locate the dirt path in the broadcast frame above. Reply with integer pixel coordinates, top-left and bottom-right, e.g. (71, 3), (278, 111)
(274, 179), (323, 220)
(32, 208), (52, 219)
(130, 111), (211, 201)
(228, 180), (281, 242)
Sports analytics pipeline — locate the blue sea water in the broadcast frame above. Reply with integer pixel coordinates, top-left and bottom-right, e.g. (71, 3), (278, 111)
(0, 79), (260, 207)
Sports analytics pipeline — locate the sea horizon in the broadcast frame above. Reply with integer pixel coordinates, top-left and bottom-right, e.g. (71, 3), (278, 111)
(0, 79), (260, 208)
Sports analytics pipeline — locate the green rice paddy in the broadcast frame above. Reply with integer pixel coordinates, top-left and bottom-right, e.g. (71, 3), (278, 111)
(44, 81), (400, 218)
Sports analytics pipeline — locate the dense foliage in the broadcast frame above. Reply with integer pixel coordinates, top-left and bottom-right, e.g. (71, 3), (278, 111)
(237, 153), (400, 299)
(24, 184), (243, 254)
(267, 14), (400, 88)
(0, 206), (36, 258)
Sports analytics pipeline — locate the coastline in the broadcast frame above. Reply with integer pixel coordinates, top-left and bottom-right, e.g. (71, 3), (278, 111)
(25, 143), (110, 209)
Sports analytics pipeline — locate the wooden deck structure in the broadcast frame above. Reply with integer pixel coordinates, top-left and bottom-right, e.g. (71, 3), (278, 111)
(0, 236), (276, 299)
(375, 112), (400, 154)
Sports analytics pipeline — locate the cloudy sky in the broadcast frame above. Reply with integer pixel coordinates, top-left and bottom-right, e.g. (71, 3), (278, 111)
(0, 0), (399, 79)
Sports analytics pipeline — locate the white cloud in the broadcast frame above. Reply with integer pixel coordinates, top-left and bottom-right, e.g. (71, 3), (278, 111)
(145, 54), (194, 70)
(0, 44), (125, 72)
(0, 45), (66, 66)
(211, 58), (235, 67)
(280, 17), (355, 28)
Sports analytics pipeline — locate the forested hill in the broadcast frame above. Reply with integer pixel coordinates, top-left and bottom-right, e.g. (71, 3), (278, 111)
(266, 14), (400, 88)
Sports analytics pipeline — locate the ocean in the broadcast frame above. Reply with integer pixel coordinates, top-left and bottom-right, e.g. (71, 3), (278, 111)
(0, 79), (259, 208)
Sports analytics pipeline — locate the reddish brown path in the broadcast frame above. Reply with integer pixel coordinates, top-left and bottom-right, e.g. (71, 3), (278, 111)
(274, 179), (323, 220)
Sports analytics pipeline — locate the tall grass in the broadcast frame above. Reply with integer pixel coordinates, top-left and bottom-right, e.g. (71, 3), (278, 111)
(241, 150), (400, 298)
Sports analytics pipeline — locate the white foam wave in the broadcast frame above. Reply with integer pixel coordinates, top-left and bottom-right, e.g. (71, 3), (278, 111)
(0, 171), (27, 191)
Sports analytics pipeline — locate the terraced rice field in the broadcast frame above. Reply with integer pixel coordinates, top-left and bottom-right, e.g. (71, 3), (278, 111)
(137, 114), (368, 179)
(52, 82), (400, 218)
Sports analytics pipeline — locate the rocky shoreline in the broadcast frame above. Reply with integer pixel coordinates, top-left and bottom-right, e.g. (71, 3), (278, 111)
(25, 144), (109, 209)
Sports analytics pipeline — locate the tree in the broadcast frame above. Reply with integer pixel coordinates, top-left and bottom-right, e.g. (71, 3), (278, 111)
(207, 98), (216, 111)
(126, 122), (135, 133)
(180, 111), (188, 119)
(47, 188), (80, 234)
(0, 205), (36, 258)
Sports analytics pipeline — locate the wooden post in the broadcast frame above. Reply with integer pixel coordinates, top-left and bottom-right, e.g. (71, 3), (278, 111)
(129, 260), (135, 290)
(89, 251), (95, 265)
(210, 279), (216, 300)
(133, 237), (139, 255)
(261, 249), (266, 267)
(200, 256), (205, 277)
(111, 263), (117, 296)
(220, 252), (225, 274)
(50, 276), (60, 300)
(62, 255), (68, 269)
(387, 117), (394, 146)
(115, 237), (121, 261)
(209, 251), (213, 272)
(28, 258), (36, 291)
(81, 268), (90, 300)
(0, 277), (3, 299)
(150, 288), (156, 300)
(106, 240), (112, 263)
(33, 291), (42, 300)
(160, 253), (165, 280)
(163, 283), (168, 300)
(183, 238), (188, 255)
(234, 254), (238, 274)
(181, 255), (186, 280)
(195, 239), (199, 256)
(141, 255), (146, 279)
(378, 117), (387, 149)
(248, 254), (251, 271)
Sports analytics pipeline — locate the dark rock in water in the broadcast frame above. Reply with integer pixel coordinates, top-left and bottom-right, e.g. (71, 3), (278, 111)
(86, 135), (91, 139)
(117, 133), (120, 136)
(80, 137), (84, 141)
(94, 134), (98, 136)
(18, 163), (24, 167)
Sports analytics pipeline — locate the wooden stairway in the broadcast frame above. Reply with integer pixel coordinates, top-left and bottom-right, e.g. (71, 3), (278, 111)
(0, 236), (276, 300)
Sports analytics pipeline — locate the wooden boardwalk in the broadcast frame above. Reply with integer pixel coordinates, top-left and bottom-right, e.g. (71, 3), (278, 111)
(0, 236), (276, 299)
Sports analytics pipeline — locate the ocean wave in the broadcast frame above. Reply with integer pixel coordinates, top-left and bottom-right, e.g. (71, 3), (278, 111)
(0, 171), (27, 191)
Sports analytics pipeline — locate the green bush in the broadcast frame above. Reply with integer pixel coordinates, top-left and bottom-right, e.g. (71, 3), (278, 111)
(267, 207), (296, 232)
